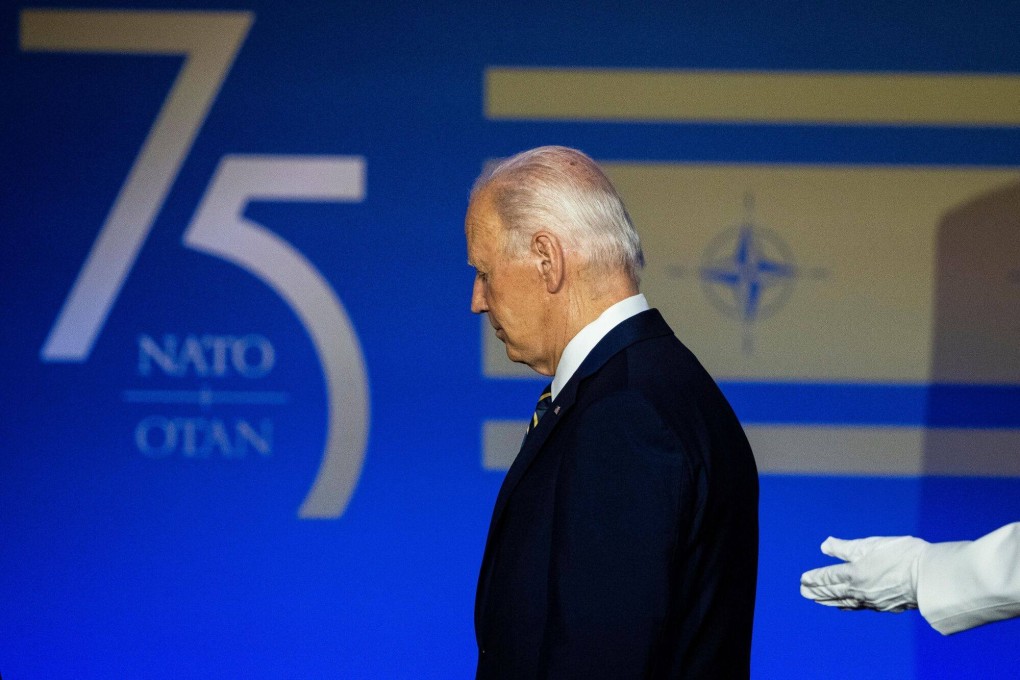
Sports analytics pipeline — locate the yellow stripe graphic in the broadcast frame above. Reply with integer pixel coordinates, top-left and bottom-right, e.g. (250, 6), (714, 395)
(608, 163), (1019, 382)
(486, 68), (1020, 126)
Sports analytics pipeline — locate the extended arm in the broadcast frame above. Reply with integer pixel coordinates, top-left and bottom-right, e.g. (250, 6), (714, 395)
(800, 522), (1020, 634)
(917, 522), (1020, 634)
(799, 535), (930, 613)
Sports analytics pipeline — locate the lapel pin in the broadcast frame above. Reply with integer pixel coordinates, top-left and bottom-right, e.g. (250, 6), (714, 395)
(554, 406), (560, 415)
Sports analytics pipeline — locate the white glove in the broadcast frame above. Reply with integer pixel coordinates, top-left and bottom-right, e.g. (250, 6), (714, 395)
(800, 535), (930, 612)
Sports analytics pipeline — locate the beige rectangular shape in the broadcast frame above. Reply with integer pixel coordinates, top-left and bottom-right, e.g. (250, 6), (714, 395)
(484, 421), (1020, 476)
(747, 425), (925, 475)
(750, 425), (1020, 477)
(603, 163), (1019, 382)
(486, 68), (1020, 126)
(922, 429), (1020, 476)
(483, 420), (527, 470)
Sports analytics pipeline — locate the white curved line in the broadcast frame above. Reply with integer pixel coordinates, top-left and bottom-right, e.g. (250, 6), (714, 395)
(184, 155), (369, 518)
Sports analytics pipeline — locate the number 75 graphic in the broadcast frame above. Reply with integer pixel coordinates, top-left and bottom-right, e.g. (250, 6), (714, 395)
(20, 9), (369, 519)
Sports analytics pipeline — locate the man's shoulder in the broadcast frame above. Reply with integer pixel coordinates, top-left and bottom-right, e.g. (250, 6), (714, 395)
(559, 307), (723, 422)
(575, 309), (680, 378)
(565, 340), (700, 438)
(575, 328), (740, 437)
(592, 329), (706, 392)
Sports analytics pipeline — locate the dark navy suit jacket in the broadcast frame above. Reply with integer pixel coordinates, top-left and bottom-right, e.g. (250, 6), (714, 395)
(475, 309), (758, 679)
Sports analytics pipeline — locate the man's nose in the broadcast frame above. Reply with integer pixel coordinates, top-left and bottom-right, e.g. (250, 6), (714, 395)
(470, 278), (488, 314)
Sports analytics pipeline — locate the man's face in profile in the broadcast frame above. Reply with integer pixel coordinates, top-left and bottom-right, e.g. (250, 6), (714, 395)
(466, 188), (549, 373)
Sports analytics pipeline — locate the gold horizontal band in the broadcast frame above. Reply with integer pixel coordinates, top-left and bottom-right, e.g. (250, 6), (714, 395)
(486, 67), (1020, 127)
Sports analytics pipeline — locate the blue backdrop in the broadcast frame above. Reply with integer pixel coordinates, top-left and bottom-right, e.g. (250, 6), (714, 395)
(2, 1), (1019, 677)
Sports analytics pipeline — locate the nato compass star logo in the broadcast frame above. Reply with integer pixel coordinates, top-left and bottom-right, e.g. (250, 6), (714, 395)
(669, 194), (828, 354)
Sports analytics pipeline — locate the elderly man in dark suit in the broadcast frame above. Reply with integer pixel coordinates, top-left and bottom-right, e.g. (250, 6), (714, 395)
(466, 146), (758, 679)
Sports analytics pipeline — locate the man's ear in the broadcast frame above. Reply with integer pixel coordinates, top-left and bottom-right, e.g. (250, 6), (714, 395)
(532, 232), (564, 293)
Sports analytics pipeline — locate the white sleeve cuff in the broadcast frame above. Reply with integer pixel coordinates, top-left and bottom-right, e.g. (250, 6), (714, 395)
(917, 523), (1020, 635)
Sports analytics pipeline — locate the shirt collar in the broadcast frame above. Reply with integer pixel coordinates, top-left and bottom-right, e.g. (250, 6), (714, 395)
(551, 293), (650, 400)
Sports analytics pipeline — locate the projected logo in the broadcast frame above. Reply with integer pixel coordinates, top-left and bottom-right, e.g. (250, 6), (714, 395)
(21, 9), (368, 519)
(126, 332), (282, 463)
(699, 224), (798, 323)
(670, 194), (828, 353)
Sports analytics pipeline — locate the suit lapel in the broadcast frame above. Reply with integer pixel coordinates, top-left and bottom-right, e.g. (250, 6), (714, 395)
(475, 385), (570, 639)
(474, 309), (674, 636)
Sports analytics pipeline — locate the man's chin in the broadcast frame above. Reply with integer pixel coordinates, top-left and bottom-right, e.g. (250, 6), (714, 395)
(503, 344), (528, 366)
(504, 346), (551, 376)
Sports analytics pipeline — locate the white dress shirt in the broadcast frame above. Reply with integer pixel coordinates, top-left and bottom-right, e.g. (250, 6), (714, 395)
(550, 294), (650, 401)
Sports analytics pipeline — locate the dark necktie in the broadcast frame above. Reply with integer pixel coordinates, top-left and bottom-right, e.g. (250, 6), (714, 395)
(527, 384), (553, 435)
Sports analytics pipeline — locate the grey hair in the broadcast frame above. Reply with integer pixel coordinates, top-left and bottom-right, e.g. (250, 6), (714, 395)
(472, 146), (644, 284)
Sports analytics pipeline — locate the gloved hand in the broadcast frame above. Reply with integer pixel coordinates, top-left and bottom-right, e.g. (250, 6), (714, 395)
(800, 535), (930, 612)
